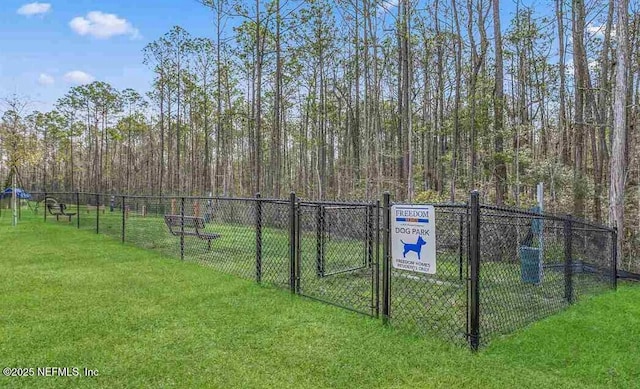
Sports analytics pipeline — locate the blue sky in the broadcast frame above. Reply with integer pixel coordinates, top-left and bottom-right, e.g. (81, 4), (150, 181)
(1, 0), (218, 112)
(1, 0), (595, 114)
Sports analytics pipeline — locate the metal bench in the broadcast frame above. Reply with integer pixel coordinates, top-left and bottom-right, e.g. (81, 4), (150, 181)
(163, 215), (221, 250)
(47, 203), (76, 222)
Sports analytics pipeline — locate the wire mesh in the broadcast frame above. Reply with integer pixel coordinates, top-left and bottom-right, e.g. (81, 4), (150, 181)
(26, 190), (618, 349)
(76, 193), (97, 233)
(98, 194), (123, 240)
(182, 197), (256, 280)
(477, 206), (614, 345)
(297, 202), (377, 316)
(387, 204), (469, 344)
(24, 191), (47, 218)
(259, 199), (291, 288)
(571, 220), (616, 300)
(124, 196), (180, 258)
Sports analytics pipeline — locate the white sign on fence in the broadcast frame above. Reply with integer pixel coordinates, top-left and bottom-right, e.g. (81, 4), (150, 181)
(391, 205), (437, 274)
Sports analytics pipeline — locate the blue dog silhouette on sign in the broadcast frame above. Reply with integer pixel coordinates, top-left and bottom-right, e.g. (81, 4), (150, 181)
(401, 236), (427, 260)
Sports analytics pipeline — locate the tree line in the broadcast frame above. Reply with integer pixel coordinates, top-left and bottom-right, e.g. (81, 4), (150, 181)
(1, 0), (638, 269)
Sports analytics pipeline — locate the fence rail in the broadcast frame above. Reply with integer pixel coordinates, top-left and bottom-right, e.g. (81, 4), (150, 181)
(20, 190), (617, 350)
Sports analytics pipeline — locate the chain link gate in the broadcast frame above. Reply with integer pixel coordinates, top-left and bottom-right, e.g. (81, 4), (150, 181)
(382, 200), (470, 345)
(296, 201), (379, 317)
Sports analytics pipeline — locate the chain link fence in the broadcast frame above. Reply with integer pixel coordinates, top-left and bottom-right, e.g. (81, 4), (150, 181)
(24, 190), (617, 350)
(297, 201), (378, 316)
(475, 202), (616, 346)
(386, 203), (469, 344)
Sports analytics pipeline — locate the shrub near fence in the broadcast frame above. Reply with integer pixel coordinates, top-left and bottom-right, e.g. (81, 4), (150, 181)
(28, 190), (617, 350)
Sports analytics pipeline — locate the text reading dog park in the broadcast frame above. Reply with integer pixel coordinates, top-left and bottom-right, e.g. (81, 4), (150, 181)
(391, 205), (437, 274)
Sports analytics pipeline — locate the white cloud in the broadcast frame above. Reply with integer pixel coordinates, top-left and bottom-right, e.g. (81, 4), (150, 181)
(69, 11), (140, 39)
(38, 73), (55, 86)
(63, 70), (95, 85)
(587, 23), (616, 38)
(379, 0), (399, 11)
(17, 2), (51, 16)
(586, 24), (603, 36)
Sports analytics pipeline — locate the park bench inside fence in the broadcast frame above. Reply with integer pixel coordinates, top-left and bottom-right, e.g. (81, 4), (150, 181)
(164, 215), (221, 250)
(47, 203), (76, 222)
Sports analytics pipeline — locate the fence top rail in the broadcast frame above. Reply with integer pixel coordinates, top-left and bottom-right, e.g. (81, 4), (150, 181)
(480, 204), (614, 233)
(390, 201), (469, 209)
(31, 191), (77, 195)
(27, 190), (613, 233)
(298, 200), (375, 207)
(29, 192), (286, 203)
(31, 191), (105, 197)
(570, 218), (616, 233)
(480, 203), (566, 221)
(571, 225), (617, 234)
(125, 195), (259, 202)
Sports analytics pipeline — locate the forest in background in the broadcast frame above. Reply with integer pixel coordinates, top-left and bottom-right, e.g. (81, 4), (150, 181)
(1, 0), (639, 269)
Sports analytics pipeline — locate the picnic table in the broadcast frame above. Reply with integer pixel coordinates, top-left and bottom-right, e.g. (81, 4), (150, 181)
(47, 203), (76, 222)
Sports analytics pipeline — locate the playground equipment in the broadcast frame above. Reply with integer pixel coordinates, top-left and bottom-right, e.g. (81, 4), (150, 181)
(1, 166), (32, 226)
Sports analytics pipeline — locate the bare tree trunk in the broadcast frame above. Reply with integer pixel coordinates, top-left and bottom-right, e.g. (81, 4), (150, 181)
(450, 0), (462, 202)
(592, 0), (615, 222)
(493, 0), (506, 205)
(398, 0), (412, 200)
(466, 0), (478, 190)
(396, 1), (404, 198)
(272, 0), (282, 198)
(572, 0), (587, 218)
(610, 0), (629, 267)
(252, 0), (263, 195)
(557, 0), (569, 166)
(353, 0), (361, 182)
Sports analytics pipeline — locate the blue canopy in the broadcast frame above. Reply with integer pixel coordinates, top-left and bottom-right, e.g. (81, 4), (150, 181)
(1, 188), (32, 199)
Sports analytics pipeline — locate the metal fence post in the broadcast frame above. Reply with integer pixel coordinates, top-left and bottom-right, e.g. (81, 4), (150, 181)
(44, 192), (47, 222)
(564, 216), (574, 304)
(289, 192), (297, 293)
(612, 227), (618, 290)
(255, 193), (262, 283)
(121, 195), (126, 243)
(366, 202), (374, 316)
(96, 193), (99, 234)
(180, 197), (185, 261)
(382, 192), (391, 325)
(374, 200), (380, 318)
(295, 203), (301, 293)
(459, 213), (464, 281)
(316, 205), (325, 277)
(469, 190), (481, 351)
(367, 203), (374, 268)
(76, 192), (80, 229)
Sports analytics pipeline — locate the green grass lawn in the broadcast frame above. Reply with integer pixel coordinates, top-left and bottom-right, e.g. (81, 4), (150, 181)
(38, 204), (611, 345)
(1, 216), (640, 388)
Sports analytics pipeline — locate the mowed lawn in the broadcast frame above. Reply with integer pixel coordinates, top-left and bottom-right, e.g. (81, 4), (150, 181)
(1, 218), (640, 388)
